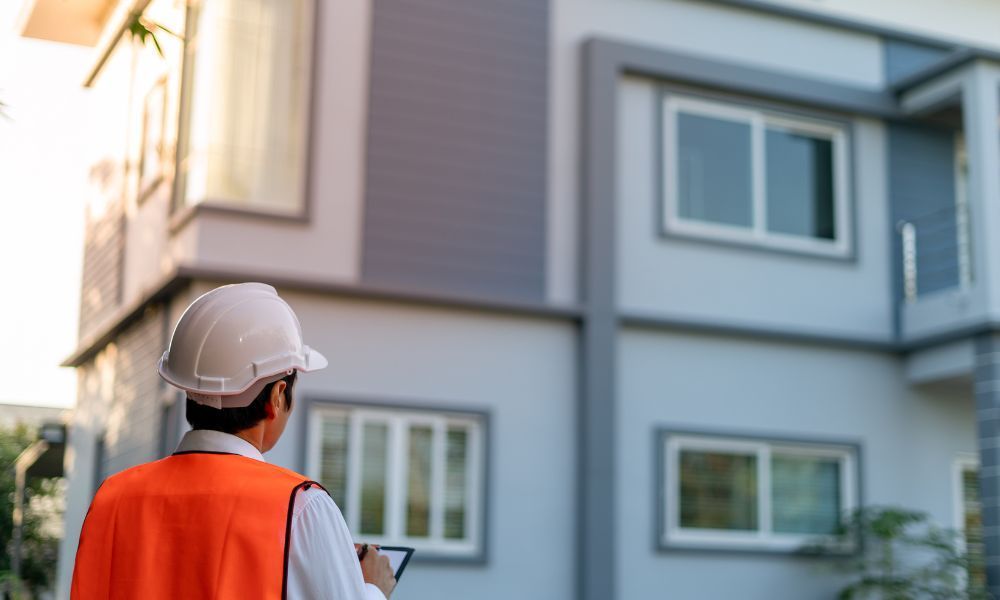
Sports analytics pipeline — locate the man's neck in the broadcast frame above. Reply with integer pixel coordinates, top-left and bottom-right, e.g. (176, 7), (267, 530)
(234, 426), (266, 453)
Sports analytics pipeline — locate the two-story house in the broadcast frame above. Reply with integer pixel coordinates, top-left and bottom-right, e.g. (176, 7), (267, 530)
(18, 0), (1000, 597)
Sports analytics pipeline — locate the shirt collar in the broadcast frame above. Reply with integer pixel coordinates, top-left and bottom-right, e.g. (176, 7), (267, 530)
(175, 429), (266, 462)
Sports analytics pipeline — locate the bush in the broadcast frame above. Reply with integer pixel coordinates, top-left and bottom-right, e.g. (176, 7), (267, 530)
(803, 506), (991, 600)
(0, 424), (63, 598)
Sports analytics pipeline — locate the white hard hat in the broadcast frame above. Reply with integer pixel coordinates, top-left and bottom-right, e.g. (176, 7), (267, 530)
(157, 282), (327, 409)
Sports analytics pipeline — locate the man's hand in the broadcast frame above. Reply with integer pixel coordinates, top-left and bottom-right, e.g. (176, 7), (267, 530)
(358, 544), (396, 598)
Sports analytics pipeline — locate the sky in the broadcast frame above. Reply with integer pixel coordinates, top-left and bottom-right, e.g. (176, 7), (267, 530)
(0, 8), (92, 408)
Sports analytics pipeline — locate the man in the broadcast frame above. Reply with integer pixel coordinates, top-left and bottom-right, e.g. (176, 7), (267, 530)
(72, 283), (396, 599)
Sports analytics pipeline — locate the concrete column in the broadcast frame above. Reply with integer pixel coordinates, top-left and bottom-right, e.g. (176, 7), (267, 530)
(961, 63), (1000, 313)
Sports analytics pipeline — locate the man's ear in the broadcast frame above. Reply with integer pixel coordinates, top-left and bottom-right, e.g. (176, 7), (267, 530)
(266, 381), (286, 420)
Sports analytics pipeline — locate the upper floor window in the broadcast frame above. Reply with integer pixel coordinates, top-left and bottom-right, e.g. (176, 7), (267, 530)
(177, 0), (314, 216)
(307, 402), (486, 559)
(660, 432), (858, 552)
(663, 95), (851, 257)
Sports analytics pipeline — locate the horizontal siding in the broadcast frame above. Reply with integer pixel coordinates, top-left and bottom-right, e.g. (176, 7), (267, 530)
(79, 200), (125, 340)
(362, 0), (548, 301)
(104, 308), (165, 477)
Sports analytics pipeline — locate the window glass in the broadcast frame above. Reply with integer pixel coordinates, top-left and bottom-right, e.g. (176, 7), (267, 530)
(313, 407), (483, 556)
(444, 427), (468, 540)
(771, 454), (840, 534)
(765, 128), (835, 240)
(360, 422), (388, 535)
(677, 112), (753, 228)
(666, 435), (857, 550)
(666, 96), (848, 255)
(320, 415), (349, 511)
(679, 450), (758, 531)
(406, 426), (433, 537)
(962, 466), (985, 590)
(179, 0), (312, 213)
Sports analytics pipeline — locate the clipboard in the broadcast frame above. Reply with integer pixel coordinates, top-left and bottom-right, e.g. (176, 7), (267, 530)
(376, 546), (415, 581)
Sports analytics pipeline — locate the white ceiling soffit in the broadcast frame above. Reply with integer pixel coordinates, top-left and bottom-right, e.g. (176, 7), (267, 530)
(16, 0), (115, 46)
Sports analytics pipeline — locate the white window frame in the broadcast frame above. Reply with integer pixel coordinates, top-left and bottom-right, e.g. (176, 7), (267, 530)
(663, 434), (858, 552)
(663, 95), (852, 257)
(306, 403), (485, 558)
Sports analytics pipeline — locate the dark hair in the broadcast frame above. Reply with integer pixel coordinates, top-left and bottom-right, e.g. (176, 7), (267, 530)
(185, 372), (297, 434)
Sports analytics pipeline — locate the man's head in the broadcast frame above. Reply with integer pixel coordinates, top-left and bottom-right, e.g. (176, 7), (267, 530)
(186, 371), (297, 451)
(158, 283), (327, 450)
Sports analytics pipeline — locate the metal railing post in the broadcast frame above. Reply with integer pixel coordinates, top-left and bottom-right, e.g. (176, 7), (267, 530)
(957, 196), (973, 290)
(900, 221), (918, 303)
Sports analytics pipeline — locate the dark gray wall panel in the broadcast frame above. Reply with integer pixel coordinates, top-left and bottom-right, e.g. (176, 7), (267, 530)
(888, 123), (958, 297)
(885, 39), (951, 85)
(974, 333), (1000, 599)
(362, 0), (548, 301)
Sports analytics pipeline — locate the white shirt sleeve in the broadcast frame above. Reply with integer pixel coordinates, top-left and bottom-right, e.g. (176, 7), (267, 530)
(286, 487), (386, 600)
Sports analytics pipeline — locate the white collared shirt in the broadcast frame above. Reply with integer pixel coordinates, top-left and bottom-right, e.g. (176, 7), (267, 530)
(175, 430), (386, 600)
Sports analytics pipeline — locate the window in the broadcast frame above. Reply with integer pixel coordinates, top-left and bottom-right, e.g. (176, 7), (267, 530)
(661, 433), (858, 551)
(663, 95), (851, 256)
(954, 456), (984, 589)
(307, 403), (486, 558)
(177, 0), (314, 214)
(138, 76), (168, 203)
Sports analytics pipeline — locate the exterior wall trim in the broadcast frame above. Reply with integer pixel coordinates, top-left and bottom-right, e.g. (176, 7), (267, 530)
(168, 202), (310, 236)
(578, 37), (621, 600)
(701, 0), (961, 53)
(63, 264), (583, 368)
(299, 395), (492, 565)
(62, 263), (1000, 370)
(652, 426), (865, 556)
(599, 39), (899, 118)
(621, 310), (896, 351)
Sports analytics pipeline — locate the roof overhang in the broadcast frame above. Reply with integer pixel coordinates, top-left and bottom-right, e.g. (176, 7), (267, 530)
(16, 0), (114, 46)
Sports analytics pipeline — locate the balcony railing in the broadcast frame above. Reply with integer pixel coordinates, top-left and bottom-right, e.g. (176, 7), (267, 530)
(898, 199), (972, 303)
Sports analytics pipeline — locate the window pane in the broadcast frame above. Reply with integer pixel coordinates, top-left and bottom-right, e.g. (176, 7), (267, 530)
(444, 427), (468, 540)
(182, 0), (312, 212)
(771, 454), (841, 534)
(963, 467), (985, 590)
(679, 450), (758, 531)
(319, 415), (349, 511)
(360, 422), (388, 535)
(676, 112), (753, 228)
(765, 128), (835, 240)
(406, 426), (433, 537)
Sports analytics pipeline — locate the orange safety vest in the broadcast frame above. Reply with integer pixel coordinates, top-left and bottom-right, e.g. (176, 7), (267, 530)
(71, 451), (321, 599)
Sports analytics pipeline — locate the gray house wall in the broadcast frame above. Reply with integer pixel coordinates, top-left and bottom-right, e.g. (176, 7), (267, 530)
(263, 291), (577, 600)
(361, 0), (549, 302)
(615, 77), (893, 341)
(55, 0), (1000, 598)
(547, 0), (887, 306)
(617, 329), (975, 599)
